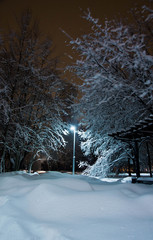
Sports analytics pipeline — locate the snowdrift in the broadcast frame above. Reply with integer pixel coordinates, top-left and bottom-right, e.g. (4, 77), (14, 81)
(0, 171), (153, 240)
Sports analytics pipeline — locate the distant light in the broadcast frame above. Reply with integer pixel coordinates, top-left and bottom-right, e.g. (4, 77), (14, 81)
(70, 125), (76, 131)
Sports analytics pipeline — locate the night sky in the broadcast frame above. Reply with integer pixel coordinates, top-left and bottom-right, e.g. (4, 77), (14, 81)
(0, 0), (146, 67)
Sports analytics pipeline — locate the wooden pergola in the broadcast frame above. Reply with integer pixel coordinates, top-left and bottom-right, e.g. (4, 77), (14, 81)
(109, 114), (153, 178)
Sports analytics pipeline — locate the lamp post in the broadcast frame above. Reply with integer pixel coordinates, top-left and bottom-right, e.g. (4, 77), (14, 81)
(70, 125), (76, 175)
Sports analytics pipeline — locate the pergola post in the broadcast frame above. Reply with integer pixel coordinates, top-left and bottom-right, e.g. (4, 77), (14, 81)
(134, 141), (140, 178)
(146, 142), (152, 178)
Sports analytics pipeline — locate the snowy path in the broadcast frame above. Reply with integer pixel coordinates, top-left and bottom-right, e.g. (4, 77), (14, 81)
(0, 171), (153, 240)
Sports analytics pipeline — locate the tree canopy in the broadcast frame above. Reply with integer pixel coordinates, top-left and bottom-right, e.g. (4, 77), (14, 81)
(0, 10), (74, 172)
(67, 3), (153, 176)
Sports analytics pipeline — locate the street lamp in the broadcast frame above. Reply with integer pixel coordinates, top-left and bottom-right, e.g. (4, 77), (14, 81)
(70, 125), (76, 175)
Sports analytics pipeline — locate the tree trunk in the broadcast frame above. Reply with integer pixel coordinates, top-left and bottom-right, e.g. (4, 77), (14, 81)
(28, 157), (34, 173)
(28, 164), (32, 173)
(0, 146), (6, 173)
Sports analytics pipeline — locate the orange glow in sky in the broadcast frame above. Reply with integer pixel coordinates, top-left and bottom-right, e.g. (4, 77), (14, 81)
(0, 0), (147, 66)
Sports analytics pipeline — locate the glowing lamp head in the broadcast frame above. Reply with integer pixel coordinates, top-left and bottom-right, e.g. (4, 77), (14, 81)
(70, 125), (76, 131)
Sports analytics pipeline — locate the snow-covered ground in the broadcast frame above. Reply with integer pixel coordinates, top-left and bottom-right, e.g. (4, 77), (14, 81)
(0, 171), (153, 240)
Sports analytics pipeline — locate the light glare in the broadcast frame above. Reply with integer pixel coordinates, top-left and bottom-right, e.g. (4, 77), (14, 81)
(70, 125), (76, 131)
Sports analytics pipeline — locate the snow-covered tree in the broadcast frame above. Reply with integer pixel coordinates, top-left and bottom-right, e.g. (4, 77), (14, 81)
(67, 4), (153, 177)
(0, 10), (71, 172)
